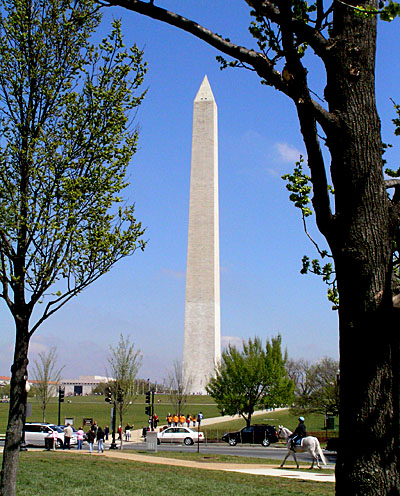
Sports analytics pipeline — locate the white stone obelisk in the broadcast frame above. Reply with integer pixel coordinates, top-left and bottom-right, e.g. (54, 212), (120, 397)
(182, 76), (221, 394)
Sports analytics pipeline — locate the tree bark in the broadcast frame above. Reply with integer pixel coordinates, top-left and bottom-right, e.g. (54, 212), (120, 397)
(321, 1), (400, 492)
(0, 321), (30, 496)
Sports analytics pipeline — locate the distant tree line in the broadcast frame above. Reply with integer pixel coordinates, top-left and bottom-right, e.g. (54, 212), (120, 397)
(286, 357), (340, 416)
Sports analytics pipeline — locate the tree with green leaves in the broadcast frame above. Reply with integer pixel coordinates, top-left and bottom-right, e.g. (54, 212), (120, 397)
(0, 0), (146, 493)
(104, 1), (400, 491)
(31, 347), (64, 423)
(107, 334), (142, 447)
(206, 336), (294, 427)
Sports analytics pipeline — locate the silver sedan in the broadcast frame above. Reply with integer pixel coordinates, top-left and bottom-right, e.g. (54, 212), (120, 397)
(157, 427), (204, 446)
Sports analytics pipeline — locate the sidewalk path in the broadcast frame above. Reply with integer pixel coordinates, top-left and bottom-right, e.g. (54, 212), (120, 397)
(105, 409), (334, 483)
(73, 449), (335, 483)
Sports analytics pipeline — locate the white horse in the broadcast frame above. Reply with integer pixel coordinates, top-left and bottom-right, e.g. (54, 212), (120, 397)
(278, 425), (327, 469)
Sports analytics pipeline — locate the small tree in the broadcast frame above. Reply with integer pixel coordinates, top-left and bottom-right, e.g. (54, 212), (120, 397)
(0, 1), (147, 493)
(107, 334), (142, 447)
(167, 360), (192, 417)
(206, 335), (294, 427)
(31, 347), (64, 422)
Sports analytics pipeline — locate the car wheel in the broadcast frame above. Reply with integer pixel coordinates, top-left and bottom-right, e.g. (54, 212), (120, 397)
(184, 437), (194, 446)
(56, 439), (63, 449)
(228, 438), (237, 446)
(261, 438), (270, 447)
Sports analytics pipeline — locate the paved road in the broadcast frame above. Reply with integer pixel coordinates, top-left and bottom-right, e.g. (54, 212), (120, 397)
(126, 441), (336, 467)
(0, 439), (336, 467)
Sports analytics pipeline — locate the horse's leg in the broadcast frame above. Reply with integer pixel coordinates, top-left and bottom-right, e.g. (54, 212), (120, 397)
(315, 450), (321, 469)
(312, 441), (322, 469)
(280, 450), (290, 468)
(292, 451), (299, 469)
(309, 448), (320, 469)
(310, 450), (315, 469)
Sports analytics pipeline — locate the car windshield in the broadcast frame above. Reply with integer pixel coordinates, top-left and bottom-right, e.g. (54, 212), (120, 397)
(52, 426), (64, 433)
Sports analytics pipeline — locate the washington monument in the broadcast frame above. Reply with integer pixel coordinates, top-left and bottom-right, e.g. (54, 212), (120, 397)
(182, 76), (221, 394)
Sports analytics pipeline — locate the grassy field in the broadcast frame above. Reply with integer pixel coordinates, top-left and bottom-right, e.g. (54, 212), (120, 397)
(0, 395), (339, 445)
(12, 452), (334, 495)
(0, 394), (220, 432)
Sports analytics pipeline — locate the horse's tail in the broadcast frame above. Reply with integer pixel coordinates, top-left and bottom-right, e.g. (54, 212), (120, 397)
(316, 439), (327, 465)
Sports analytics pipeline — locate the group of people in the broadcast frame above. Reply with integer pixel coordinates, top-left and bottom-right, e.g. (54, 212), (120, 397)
(166, 412), (203, 428)
(75, 422), (109, 453)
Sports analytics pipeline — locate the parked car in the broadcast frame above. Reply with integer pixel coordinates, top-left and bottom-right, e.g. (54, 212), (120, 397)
(222, 424), (278, 447)
(157, 427), (204, 446)
(24, 422), (77, 449)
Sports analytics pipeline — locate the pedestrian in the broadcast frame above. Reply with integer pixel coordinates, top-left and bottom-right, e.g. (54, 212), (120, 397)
(153, 413), (159, 429)
(118, 425), (122, 440)
(51, 429), (58, 450)
(192, 414), (197, 428)
(186, 414), (191, 428)
(96, 426), (105, 453)
(197, 412), (203, 426)
(125, 423), (131, 441)
(104, 425), (109, 441)
(173, 414), (179, 427)
(77, 427), (84, 450)
(167, 413), (172, 427)
(63, 423), (73, 450)
(179, 414), (185, 426)
(86, 427), (96, 453)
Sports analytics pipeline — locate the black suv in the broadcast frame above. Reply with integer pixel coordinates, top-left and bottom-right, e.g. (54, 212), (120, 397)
(222, 424), (278, 447)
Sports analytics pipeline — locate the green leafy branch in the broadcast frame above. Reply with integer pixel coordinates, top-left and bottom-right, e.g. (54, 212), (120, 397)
(282, 156), (338, 309)
(337, 0), (400, 21)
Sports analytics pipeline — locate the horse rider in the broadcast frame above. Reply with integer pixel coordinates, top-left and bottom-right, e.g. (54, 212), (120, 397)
(289, 416), (307, 450)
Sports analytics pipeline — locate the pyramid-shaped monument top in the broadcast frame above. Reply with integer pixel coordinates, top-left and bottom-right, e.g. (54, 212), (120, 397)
(194, 75), (215, 102)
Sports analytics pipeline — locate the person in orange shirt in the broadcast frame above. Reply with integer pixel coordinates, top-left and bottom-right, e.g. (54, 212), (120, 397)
(167, 413), (172, 427)
(173, 414), (179, 426)
(179, 414), (185, 426)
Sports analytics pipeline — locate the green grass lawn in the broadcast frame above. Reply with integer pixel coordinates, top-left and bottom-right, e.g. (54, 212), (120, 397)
(0, 394), (221, 433)
(12, 452), (334, 495)
(0, 396), (338, 448)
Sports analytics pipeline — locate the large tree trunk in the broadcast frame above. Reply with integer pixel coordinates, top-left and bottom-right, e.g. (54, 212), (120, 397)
(336, 295), (399, 494)
(0, 322), (30, 496)
(323, 1), (400, 492)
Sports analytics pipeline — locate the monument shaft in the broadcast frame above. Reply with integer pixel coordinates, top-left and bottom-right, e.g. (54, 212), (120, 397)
(183, 76), (221, 394)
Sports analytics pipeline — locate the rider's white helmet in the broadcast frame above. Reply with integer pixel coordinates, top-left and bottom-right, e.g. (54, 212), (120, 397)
(298, 416), (305, 422)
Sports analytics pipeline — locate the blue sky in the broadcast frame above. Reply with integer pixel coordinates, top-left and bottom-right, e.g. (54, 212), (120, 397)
(1, 2), (399, 382)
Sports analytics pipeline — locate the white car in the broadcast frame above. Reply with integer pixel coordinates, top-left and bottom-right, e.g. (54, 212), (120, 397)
(157, 427), (204, 446)
(24, 423), (77, 449)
